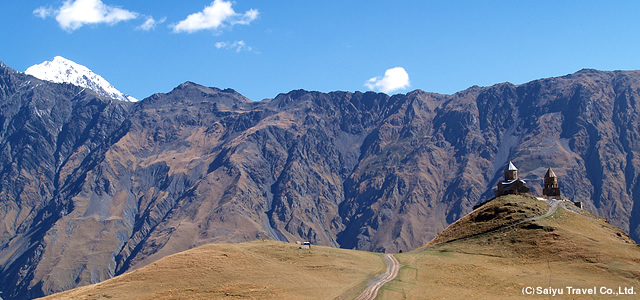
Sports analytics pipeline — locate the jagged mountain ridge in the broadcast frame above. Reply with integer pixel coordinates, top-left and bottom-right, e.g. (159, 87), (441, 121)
(2, 59), (640, 298)
(25, 56), (137, 102)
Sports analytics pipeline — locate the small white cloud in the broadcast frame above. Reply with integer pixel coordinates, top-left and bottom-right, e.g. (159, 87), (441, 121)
(33, 6), (55, 19)
(137, 16), (166, 31)
(364, 67), (411, 94)
(215, 40), (253, 52)
(233, 9), (259, 25)
(172, 0), (259, 33)
(34, 0), (138, 32)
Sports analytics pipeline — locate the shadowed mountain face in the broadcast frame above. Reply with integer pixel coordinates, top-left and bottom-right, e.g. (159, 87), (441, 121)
(2, 60), (640, 298)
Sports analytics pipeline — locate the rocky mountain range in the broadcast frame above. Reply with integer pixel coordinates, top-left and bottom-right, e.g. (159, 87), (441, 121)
(1, 58), (640, 298)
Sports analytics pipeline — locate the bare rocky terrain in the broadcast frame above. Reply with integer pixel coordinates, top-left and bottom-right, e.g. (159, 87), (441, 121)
(2, 59), (640, 298)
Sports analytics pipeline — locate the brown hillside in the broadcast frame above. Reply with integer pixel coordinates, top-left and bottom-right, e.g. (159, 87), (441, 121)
(43, 240), (385, 300)
(44, 196), (640, 299)
(380, 195), (640, 299)
(424, 195), (549, 247)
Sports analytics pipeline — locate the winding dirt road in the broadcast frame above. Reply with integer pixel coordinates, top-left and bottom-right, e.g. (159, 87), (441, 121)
(512, 198), (560, 225)
(354, 254), (401, 300)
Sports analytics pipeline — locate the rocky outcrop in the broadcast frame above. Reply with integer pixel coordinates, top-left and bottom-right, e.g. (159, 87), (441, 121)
(2, 60), (640, 298)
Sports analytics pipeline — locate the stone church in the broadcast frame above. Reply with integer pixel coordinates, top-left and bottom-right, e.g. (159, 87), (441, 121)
(494, 162), (562, 198)
(495, 161), (530, 197)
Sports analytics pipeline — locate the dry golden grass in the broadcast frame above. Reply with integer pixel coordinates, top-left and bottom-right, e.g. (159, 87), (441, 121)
(43, 240), (385, 300)
(424, 195), (548, 247)
(380, 196), (640, 299)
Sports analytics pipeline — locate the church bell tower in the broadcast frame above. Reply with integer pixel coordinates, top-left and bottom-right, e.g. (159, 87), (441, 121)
(504, 161), (518, 181)
(543, 167), (561, 198)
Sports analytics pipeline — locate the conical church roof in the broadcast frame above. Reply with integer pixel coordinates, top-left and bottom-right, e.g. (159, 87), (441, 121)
(545, 167), (557, 178)
(507, 161), (518, 171)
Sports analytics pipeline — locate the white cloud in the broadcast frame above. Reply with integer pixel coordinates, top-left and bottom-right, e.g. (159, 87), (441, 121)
(364, 67), (411, 94)
(34, 0), (138, 32)
(233, 9), (259, 25)
(137, 16), (166, 31)
(215, 40), (253, 52)
(172, 0), (259, 33)
(34, 6), (55, 19)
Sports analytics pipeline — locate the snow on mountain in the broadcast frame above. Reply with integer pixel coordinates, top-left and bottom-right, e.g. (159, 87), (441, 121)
(25, 56), (137, 102)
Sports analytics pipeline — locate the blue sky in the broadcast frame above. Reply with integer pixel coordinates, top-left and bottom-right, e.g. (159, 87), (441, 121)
(2, 1), (640, 101)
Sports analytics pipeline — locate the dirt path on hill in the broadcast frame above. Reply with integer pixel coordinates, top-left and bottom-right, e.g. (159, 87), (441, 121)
(427, 198), (562, 248)
(493, 198), (560, 231)
(526, 199), (560, 221)
(354, 254), (400, 300)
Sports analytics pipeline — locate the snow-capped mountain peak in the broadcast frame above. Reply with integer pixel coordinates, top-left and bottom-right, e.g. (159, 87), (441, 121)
(25, 56), (137, 102)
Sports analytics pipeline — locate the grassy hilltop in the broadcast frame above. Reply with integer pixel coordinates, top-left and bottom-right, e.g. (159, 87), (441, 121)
(379, 195), (640, 299)
(43, 241), (385, 299)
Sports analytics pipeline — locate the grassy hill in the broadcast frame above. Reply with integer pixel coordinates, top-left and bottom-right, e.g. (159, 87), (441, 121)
(43, 195), (640, 299)
(379, 195), (640, 299)
(42, 240), (385, 299)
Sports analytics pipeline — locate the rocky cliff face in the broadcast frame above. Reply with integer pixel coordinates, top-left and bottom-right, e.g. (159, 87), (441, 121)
(2, 60), (640, 298)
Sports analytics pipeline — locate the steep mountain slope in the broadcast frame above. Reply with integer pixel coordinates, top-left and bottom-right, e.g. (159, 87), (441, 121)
(381, 195), (640, 299)
(25, 56), (137, 102)
(0, 61), (131, 299)
(2, 59), (640, 298)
